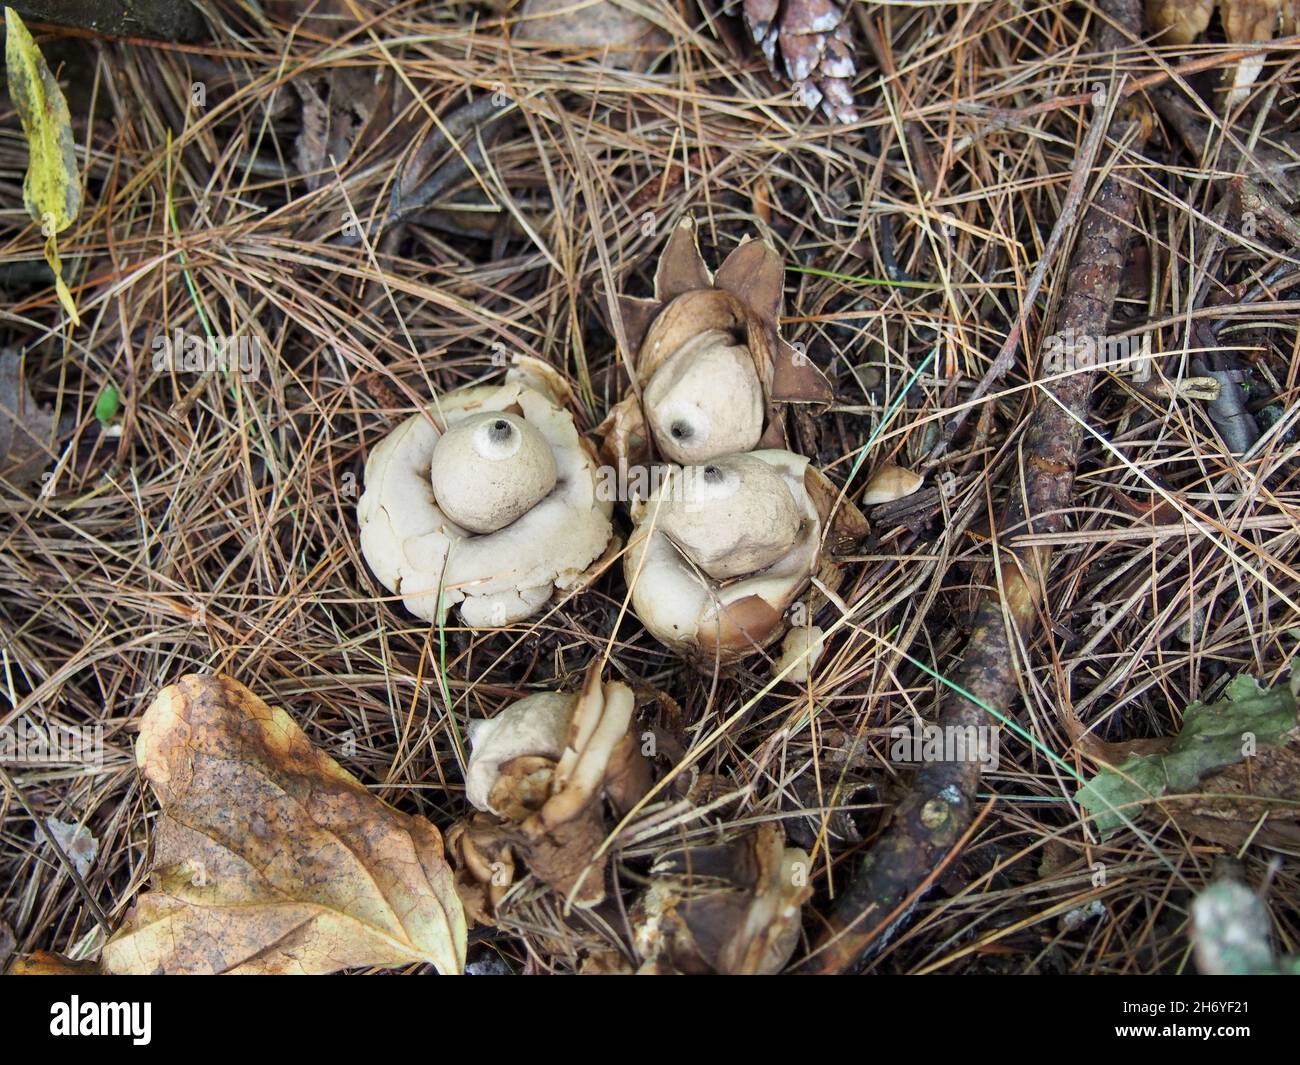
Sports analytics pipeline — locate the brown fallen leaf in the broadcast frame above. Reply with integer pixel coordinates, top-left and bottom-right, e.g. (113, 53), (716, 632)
(9, 950), (99, 975)
(0, 348), (56, 486)
(293, 66), (394, 192)
(101, 674), (466, 975)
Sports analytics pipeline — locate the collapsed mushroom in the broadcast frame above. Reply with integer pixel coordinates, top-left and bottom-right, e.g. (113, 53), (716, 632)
(357, 357), (614, 626)
(601, 216), (831, 474)
(631, 823), (812, 975)
(447, 663), (652, 918)
(624, 450), (866, 664)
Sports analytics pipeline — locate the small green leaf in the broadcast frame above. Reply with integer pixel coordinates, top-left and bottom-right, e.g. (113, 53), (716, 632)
(94, 384), (119, 425)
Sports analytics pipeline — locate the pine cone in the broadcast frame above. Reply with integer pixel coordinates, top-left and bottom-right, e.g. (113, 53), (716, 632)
(743, 0), (859, 123)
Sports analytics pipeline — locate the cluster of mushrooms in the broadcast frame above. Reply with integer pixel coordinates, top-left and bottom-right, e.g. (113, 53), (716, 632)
(355, 218), (875, 973)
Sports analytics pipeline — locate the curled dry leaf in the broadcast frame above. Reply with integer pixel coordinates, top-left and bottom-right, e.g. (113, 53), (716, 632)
(631, 823), (811, 974)
(293, 67), (393, 192)
(514, 0), (670, 72)
(45, 817), (98, 878)
(101, 674), (467, 975)
(449, 663), (652, 915)
(287, 0), (394, 196)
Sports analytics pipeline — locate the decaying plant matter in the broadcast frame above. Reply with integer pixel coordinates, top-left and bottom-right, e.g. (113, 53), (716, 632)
(624, 449), (866, 665)
(631, 823), (811, 974)
(0, 348), (56, 486)
(1076, 670), (1300, 849)
(357, 356), (614, 626)
(449, 663), (653, 915)
(603, 216), (831, 475)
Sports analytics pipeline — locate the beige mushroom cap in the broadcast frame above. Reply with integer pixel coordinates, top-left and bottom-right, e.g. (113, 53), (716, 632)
(643, 330), (764, 464)
(357, 360), (614, 626)
(655, 453), (802, 580)
(430, 412), (557, 534)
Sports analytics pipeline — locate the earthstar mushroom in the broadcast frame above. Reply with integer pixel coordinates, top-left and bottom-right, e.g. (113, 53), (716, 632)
(624, 449), (867, 663)
(357, 357), (614, 626)
(601, 216), (832, 476)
